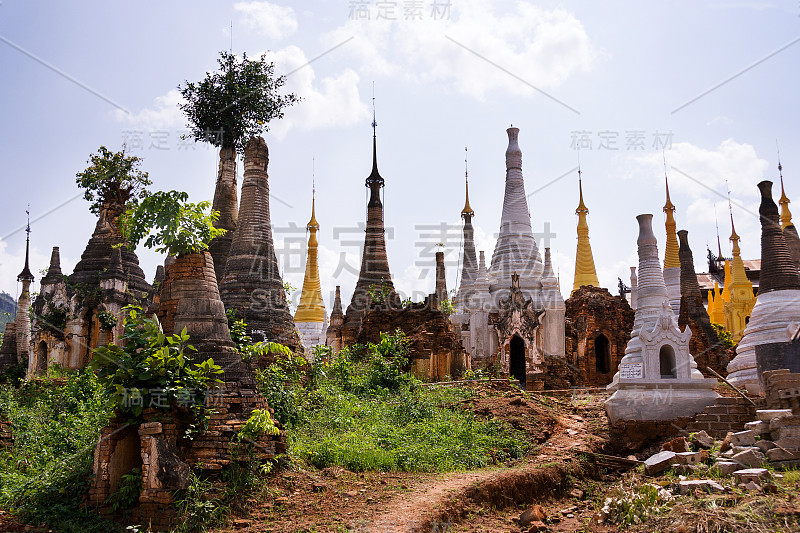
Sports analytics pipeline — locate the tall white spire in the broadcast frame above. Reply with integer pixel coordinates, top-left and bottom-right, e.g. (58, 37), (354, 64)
(488, 126), (543, 293)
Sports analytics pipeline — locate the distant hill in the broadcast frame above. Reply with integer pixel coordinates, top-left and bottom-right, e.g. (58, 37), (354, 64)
(0, 292), (15, 332)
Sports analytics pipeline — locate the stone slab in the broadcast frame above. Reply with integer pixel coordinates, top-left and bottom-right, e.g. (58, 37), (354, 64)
(757, 409), (793, 422)
(678, 479), (725, 495)
(644, 451), (677, 475)
(731, 430), (757, 447)
(745, 421), (770, 435)
(713, 461), (742, 476)
(732, 448), (766, 467)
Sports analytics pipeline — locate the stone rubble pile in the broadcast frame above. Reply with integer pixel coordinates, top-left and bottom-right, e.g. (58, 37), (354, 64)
(642, 407), (799, 494)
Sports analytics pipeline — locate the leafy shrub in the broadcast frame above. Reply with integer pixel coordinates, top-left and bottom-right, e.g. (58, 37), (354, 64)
(0, 360), (27, 386)
(235, 408), (279, 444)
(105, 467), (142, 512)
(711, 322), (734, 349)
(97, 310), (118, 330)
(255, 351), (308, 427)
(89, 305), (223, 420)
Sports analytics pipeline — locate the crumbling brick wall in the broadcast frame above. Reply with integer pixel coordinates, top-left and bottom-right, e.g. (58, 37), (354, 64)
(357, 297), (468, 381)
(565, 286), (634, 387)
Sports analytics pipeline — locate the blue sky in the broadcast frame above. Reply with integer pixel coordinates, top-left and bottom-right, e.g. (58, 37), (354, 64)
(1, 1), (798, 312)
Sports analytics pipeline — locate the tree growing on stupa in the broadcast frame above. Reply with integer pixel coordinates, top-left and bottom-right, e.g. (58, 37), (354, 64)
(178, 51), (300, 153)
(75, 145), (152, 220)
(178, 51), (300, 280)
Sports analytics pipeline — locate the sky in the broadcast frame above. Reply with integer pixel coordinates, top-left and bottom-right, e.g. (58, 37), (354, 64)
(0, 0), (798, 313)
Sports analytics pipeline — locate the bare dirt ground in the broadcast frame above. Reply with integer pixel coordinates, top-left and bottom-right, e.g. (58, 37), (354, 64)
(211, 384), (616, 533)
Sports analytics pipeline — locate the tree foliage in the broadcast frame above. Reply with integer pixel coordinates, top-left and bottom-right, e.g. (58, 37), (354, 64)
(119, 190), (226, 257)
(75, 146), (151, 215)
(178, 51), (300, 152)
(89, 306), (223, 420)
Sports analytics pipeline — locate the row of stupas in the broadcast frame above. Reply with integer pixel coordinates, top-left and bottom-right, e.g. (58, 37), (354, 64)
(2, 113), (797, 400)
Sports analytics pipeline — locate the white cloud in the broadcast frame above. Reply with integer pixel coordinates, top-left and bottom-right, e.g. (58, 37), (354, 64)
(264, 46), (369, 138)
(235, 1), (298, 40)
(113, 88), (185, 131)
(323, 1), (598, 99)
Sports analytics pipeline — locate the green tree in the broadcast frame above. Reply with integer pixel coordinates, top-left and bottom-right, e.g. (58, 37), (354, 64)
(119, 190), (226, 257)
(75, 146), (152, 216)
(178, 51), (300, 153)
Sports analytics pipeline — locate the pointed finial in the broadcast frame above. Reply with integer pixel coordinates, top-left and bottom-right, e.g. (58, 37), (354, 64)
(371, 81), (377, 138)
(17, 205), (34, 282)
(462, 147), (474, 217)
(714, 203), (723, 259)
(308, 159), (319, 230)
(576, 166), (587, 214)
(663, 161), (675, 212)
(777, 141), (792, 228)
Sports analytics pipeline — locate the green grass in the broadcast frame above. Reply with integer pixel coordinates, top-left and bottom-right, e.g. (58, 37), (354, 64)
(261, 332), (530, 473)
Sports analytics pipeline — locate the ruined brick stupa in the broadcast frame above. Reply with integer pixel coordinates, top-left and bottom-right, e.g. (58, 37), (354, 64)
(218, 136), (300, 352)
(332, 116), (398, 346)
(677, 229), (727, 377)
(605, 214), (718, 424)
(727, 180), (800, 394)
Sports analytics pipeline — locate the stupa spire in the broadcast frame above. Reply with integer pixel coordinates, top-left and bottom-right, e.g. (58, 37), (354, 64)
(663, 172), (680, 269)
(295, 177), (327, 351)
(295, 183), (325, 325)
(572, 167), (599, 292)
(344, 105), (395, 330)
(219, 136), (300, 350)
(488, 126), (542, 292)
(208, 144), (239, 283)
(455, 147), (478, 309)
(17, 209), (33, 282)
(462, 147), (474, 217)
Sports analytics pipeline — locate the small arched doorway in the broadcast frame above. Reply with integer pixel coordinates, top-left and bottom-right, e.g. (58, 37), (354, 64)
(36, 341), (48, 374)
(509, 335), (526, 387)
(659, 345), (677, 378)
(594, 334), (611, 374)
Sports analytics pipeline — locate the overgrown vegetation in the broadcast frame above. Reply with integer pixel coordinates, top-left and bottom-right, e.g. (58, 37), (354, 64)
(75, 145), (152, 216)
(254, 329), (529, 473)
(119, 190), (226, 257)
(89, 305), (223, 421)
(0, 370), (116, 532)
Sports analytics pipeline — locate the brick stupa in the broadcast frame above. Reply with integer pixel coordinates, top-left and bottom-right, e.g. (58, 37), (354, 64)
(218, 136), (300, 353)
(727, 181), (800, 393)
(208, 145), (239, 284)
(677, 229), (727, 377)
(340, 117), (397, 341)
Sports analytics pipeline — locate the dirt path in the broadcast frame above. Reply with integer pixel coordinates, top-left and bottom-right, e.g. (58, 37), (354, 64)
(365, 411), (594, 532)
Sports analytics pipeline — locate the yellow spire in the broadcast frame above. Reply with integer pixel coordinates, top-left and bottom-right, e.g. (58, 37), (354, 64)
(709, 282), (726, 324)
(720, 260), (731, 303)
(723, 209), (755, 342)
(663, 174), (680, 269)
(462, 147), (474, 217)
(295, 189), (326, 323)
(572, 172), (600, 292)
(779, 160), (793, 229)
